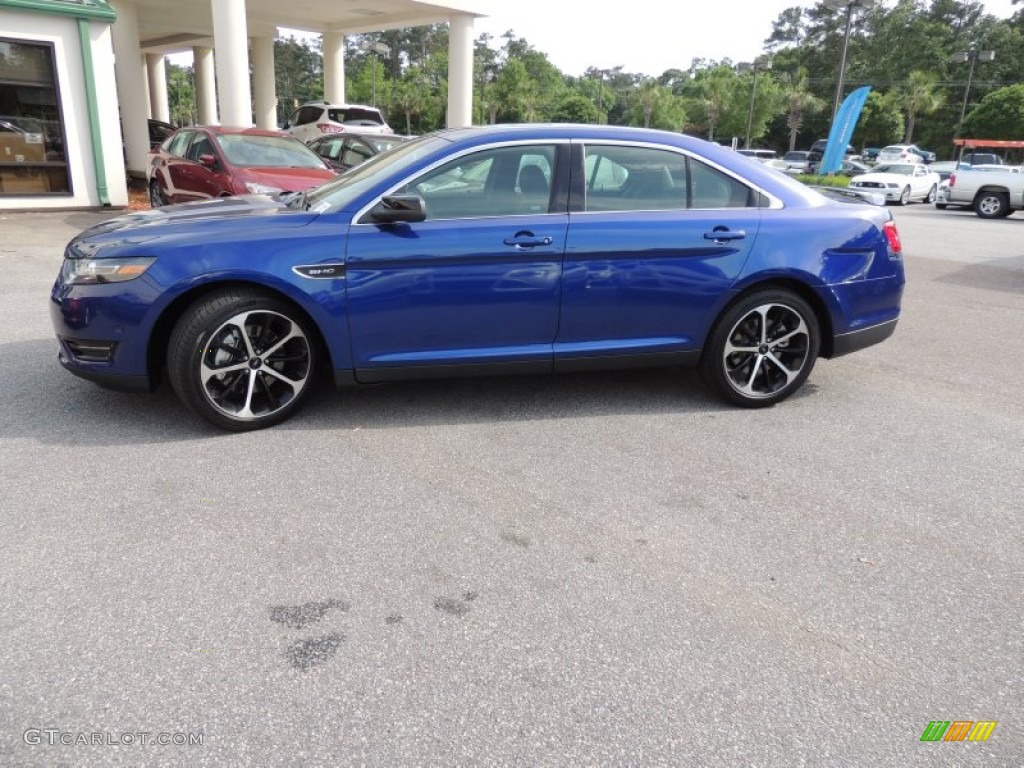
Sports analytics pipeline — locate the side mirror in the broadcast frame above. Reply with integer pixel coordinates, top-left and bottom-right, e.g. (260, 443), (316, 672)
(199, 154), (217, 168)
(369, 194), (426, 223)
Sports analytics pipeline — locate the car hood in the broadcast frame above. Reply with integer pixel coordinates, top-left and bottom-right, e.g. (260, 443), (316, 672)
(67, 195), (319, 256)
(241, 166), (336, 192)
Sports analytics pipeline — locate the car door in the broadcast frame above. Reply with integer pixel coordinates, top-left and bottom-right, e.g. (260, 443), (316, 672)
(163, 130), (194, 203)
(556, 142), (761, 368)
(175, 131), (222, 202)
(344, 142), (569, 380)
(912, 164), (933, 197)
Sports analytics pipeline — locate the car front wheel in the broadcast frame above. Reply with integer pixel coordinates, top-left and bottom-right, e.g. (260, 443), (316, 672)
(975, 191), (1009, 219)
(701, 290), (820, 408)
(149, 180), (165, 208)
(899, 186), (911, 205)
(167, 289), (318, 431)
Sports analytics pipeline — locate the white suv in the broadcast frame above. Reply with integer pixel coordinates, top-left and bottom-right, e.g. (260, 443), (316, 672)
(283, 102), (392, 143)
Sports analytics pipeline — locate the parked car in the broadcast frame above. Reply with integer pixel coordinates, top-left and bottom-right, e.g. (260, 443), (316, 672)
(959, 151), (1003, 166)
(944, 165), (1024, 217)
(877, 144), (935, 164)
(862, 147), (882, 162)
(53, 124), (905, 431)
(307, 133), (410, 172)
(283, 101), (392, 143)
(837, 159), (871, 177)
(848, 162), (941, 205)
(781, 150), (812, 174)
(147, 126), (335, 207)
(807, 139), (858, 172)
(736, 148), (777, 161)
(148, 119), (177, 149)
(927, 160), (968, 181)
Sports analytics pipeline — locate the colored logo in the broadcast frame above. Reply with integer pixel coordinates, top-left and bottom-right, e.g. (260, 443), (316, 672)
(920, 721), (997, 742)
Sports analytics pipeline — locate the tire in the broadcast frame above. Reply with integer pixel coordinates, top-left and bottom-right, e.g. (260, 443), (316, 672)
(926, 185), (937, 204)
(935, 203), (947, 210)
(975, 191), (1008, 219)
(149, 180), (165, 208)
(701, 290), (820, 408)
(167, 289), (318, 431)
(898, 186), (911, 206)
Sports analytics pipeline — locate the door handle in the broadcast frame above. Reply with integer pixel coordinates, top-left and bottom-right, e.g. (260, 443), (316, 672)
(503, 233), (553, 248)
(703, 228), (746, 242)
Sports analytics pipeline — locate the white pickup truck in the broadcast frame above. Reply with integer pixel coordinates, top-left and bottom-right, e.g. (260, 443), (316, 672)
(944, 166), (1024, 218)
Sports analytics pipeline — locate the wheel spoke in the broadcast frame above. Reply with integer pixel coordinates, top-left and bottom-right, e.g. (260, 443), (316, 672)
(236, 370), (258, 418)
(201, 360), (249, 385)
(262, 328), (299, 359)
(770, 318), (808, 347)
(742, 355), (764, 394)
(261, 365), (303, 387)
(765, 351), (799, 384)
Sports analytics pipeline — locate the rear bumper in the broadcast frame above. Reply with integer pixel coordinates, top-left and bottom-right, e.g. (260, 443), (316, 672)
(830, 318), (898, 358)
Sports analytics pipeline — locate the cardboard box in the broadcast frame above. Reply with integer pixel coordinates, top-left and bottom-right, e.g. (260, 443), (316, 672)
(0, 168), (50, 194)
(0, 132), (46, 163)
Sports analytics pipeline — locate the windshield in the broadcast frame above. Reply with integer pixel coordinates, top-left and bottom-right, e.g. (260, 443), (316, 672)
(218, 135), (326, 169)
(302, 135), (448, 212)
(872, 164), (914, 175)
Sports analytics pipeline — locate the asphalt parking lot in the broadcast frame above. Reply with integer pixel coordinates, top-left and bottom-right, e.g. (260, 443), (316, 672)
(0, 202), (1021, 765)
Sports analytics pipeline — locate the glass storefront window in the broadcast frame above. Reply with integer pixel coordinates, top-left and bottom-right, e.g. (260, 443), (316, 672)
(0, 39), (71, 196)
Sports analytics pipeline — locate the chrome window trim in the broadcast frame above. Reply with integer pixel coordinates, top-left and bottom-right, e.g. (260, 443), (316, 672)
(577, 138), (784, 211)
(351, 136), (784, 225)
(351, 139), (571, 226)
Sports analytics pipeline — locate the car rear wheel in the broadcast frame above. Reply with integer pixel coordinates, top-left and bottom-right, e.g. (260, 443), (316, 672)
(975, 191), (1008, 219)
(167, 289), (318, 431)
(926, 185), (937, 204)
(149, 180), (165, 208)
(935, 203), (947, 210)
(701, 290), (820, 408)
(899, 186), (911, 206)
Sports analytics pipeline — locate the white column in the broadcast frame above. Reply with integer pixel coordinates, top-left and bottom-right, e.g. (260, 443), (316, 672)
(323, 30), (345, 104)
(212, 0), (252, 126)
(447, 14), (474, 128)
(193, 46), (218, 124)
(109, 0), (150, 176)
(142, 55), (152, 119)
(146, 54), (170, 123)
(251, 36), (277, 129)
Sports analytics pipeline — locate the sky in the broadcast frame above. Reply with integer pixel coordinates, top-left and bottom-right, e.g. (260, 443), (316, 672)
(470, 0), (1020, 77)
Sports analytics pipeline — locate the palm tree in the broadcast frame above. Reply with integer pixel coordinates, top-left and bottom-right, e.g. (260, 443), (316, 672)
(896, 70), (944, 143)
(697, 67), (735, 142)
(634, 79), (665, 128)
(778, 69), (825, 151)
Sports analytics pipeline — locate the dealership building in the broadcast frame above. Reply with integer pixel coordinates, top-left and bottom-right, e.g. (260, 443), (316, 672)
(0, 0), (484, 210)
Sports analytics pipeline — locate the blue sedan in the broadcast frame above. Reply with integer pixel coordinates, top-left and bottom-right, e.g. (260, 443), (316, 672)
(50, 124), (905, 430)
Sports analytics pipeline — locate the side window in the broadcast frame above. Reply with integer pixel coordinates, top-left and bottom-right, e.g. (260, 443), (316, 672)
(583, 145), (686, 212)
(341, 138), (374, 167)
(399, 144), (557, 219)
(167, 131), (192, 157)
(689, 159), (755, 209)
(300, 107), (321, 125)
(322, 138), (344, 160)
(186, 134), (214, 162)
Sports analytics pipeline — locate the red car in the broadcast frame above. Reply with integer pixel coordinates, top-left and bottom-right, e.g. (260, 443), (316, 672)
(146, 125), (336, 207)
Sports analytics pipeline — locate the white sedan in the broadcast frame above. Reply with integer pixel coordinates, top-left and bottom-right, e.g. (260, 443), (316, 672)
(848, 163), (942, 205)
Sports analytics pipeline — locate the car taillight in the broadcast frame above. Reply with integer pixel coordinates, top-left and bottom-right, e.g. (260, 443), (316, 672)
(317, 123), (344, 134)
(883, 220), (902, 257)
(949, 173), (956, 187)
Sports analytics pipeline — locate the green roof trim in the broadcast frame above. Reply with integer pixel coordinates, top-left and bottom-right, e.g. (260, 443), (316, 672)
(0, 0), (116, 22)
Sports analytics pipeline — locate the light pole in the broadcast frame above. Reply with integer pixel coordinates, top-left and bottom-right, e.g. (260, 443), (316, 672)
(742, 55), (772, 149)
(823, 0), (878, 126)
(594, 69), (611, 123)
(953, 48), (995, 135)
(359, 41), (391, 107)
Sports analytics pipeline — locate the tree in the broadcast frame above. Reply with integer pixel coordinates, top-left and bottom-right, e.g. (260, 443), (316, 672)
(854, 91), (904, 149)
(895, 70), (944, 143)
(778, 68), (824, 151)
(691, 65), (739, 141)
(390, 68), (428, 135)
(551, 94), (600, 123)
(962, 83), (1024, 137)
(491, 58), (538, 122)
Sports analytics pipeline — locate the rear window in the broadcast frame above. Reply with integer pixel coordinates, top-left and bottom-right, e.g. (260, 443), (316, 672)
(327, 108), (384, 126)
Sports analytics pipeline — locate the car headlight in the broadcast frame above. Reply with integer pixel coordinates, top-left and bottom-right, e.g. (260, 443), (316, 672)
(245, 182), (284, 195)
(61, 256), (156, 285)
